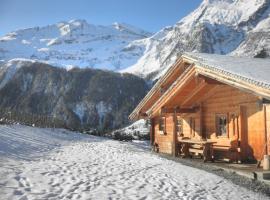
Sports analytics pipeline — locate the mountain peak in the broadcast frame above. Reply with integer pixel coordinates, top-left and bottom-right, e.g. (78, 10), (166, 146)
(0, 19), (151, 71)
(68, 19), (88, 25)
(124, 0), (270, 80)
(112, 22), (152, 37)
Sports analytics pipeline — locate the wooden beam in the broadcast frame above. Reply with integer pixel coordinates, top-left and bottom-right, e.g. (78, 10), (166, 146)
(139, 111), (148, 117)
(181, 81), (208, 106)
(262, 98), (270, 104)
(239, 105), (247, 161)
(197, 68), (270, 101)
(149, 67), (196, 118)
(150, 118), (155, 146)
(264, 105), (268, 156)
(172, 109), (177, 157)
(161, 106), (200, 114)
(198, 85), (221, 103)
(198, 75), (224, 85)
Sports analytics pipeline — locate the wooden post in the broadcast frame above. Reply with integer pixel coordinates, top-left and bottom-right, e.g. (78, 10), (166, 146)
(199, 103), (203, 139)
(150, 118), (155, 146)
(172, 108), (177, 157)
(239, 105), (247, 161)
(264, 105), (270, 155)
(263, 105), (268, 155)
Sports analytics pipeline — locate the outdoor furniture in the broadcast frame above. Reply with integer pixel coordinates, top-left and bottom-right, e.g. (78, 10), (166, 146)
(213, 145), (241, 163)
(178, 139), (216, 162)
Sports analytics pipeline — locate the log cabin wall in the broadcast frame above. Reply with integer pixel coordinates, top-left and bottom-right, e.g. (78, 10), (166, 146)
(152, 83), (268, 160)
(201, 85), (265, 161)
(177, 114), (201, 140)
(153, 115), (174, 154)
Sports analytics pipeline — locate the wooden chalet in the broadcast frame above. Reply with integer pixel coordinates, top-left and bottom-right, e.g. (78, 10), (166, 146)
(130, 53), (270, 162)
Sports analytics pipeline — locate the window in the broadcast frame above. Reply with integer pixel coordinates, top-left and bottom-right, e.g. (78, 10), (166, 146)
(176, 117), (183, 135)
(159, 117), (165, 133)
(216, 114), (228, 137)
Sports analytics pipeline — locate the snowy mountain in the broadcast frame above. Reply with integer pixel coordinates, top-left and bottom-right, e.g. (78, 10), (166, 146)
(1, 1), (270, 81)
(123, 0), (270, 79)
(0, 19), (152, 71)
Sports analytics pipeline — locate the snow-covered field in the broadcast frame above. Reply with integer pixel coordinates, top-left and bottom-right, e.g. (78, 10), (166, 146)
(0, 125), (268, 200)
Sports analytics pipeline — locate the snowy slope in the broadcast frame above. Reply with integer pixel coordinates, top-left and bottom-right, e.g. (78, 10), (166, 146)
(110, 119), (149, 140)
(0, 19), (151, 71)
(232, 15), (270, 57)
(0, 125), (268, 199)
(123, 0), (270, 79)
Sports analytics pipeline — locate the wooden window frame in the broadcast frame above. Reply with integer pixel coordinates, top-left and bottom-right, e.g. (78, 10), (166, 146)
(215, 113), (229, 138)
(159, 116), (166, 134)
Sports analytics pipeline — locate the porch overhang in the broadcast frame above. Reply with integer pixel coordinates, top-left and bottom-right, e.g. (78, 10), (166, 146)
(129, 56), (192, 121)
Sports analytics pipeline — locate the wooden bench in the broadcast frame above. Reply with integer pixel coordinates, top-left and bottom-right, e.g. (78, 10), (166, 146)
(189, 144), (204, 157)
(213, 145), (241, 163)
(179, 139), (216, 162)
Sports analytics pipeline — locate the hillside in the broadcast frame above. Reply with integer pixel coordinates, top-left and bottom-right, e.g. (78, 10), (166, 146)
(0, 59), (148, 131)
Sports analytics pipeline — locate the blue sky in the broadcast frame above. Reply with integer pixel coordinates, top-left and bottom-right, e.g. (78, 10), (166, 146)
(0, 0), (202, 36)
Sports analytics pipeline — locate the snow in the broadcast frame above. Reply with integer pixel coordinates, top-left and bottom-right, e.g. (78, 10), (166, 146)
(0, 19), (152, 72)
(111, 119), (149, 140)
(253, 17), (270, 32)
(1, 1), (269, 80)
(123, 0), (270, 80)
(96, 101), (111, 120)
(0, 124), (268, 199)
(185, 52), (270, 89)
(180, 0), (265, 30)
(0, 58), (36, 89)
(73, 103), (87, 123)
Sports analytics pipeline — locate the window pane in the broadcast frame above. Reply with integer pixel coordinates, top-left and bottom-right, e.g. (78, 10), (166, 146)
(159, 117), (165, 131)
(216, 115), (227, 136)
(176, 118), (183, 134)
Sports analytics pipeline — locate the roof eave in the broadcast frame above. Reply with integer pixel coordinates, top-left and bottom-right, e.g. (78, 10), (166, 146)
(129, 56), (186, 121)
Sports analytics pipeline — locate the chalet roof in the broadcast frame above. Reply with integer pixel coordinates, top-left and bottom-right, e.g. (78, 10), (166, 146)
(130, 53), (270, 120)
(183, 53), (270, 90)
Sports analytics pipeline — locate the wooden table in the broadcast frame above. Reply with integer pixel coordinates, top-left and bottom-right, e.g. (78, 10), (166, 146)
(178, 139), (217, 162)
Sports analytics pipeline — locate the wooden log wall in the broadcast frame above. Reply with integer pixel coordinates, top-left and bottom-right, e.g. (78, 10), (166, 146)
(153, 115), (174, 154)
(201, 85), (264, 160)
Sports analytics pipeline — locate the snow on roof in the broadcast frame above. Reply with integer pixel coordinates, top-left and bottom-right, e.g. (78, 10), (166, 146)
(184, 52), (270, 90)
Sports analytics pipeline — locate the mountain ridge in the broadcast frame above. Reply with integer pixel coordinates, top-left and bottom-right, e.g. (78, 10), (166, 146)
(2, 1), (270, 80)
(0, 19), (152, 71)
(123, 0), (270, 80)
